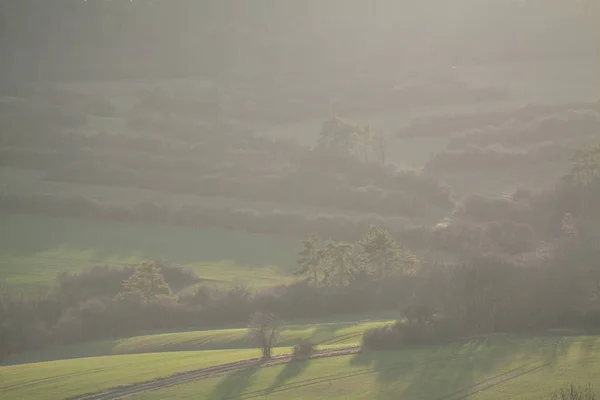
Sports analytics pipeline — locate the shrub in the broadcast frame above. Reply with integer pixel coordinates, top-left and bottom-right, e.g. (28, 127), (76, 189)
(550, 383), (595, 400)
(362, 317), (466, 351)
(292, 338), (315, 359)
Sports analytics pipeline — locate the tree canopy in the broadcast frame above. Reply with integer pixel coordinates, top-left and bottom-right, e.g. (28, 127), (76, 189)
(120, 261), (171, 304)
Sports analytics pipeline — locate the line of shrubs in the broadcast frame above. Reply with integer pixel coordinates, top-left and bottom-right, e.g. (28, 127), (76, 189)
(447, 109), (600, 151)
(362, 250), (600, 352)
(0, 261), (418, 361)
(0, 191), (544, 259)
(399, 98), (600, 138)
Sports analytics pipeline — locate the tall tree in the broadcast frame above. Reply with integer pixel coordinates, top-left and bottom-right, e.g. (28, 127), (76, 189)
(248, 311), (280, 360)
(322, 240), (356, 286)
(358, 225), (417, 279)
(294, 233), (323, 286)
(358, 225), (400, 279)
(121, 261), (171, 304)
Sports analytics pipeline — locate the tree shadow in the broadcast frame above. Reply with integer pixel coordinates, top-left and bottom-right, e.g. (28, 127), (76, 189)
(347, 335), (573, 400)
(209, 364), (260, 400)
(265, 359), (311, 393)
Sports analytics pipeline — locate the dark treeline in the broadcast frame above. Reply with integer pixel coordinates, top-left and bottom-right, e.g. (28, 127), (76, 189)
(446, 109), (600, 150)
(3, 147), (600, 361)
(424, 105), (600, 195)
(363, 146), (600, 350)
(1, 0), (597, 81)
(0, 100), (454, 219)
(0, 255), (417, 362)
(400, 98), (600, 139)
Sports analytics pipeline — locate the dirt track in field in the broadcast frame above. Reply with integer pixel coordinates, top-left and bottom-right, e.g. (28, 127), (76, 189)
(66, 335), (567, 399)
(65, 346), (361, 400)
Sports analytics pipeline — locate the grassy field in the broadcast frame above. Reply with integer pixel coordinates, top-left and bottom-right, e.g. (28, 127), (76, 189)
(3, 324), (600, 399)
(126, 335), (600, 400)
(0, 349), (263, 400)
(4, 315), (394, 365)
(0, 212), (299, 291)
(0, 314), (393, 400)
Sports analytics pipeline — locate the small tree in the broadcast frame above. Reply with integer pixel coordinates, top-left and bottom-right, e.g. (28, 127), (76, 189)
(292, 338), (315, 360)
(121, 261), (171, 304)
(248, 311), (280, 359)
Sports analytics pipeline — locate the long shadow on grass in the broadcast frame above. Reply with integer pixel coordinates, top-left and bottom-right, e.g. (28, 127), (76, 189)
(265, 359), (311, 394)
(349, 335), (571, 400)
(210, 364), (260, 400)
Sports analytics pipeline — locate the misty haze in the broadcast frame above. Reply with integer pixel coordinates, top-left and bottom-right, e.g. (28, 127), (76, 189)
(1, 1), (600, 399)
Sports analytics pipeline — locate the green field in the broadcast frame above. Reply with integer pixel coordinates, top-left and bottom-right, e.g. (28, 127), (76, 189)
(0, 213), (299, 291)
(0, 314), (394, 400)
(126, 335), (600, 400)
(4, 332), (600, 400)
(4, 317), (392, 365)
(0, 349), (262, 400)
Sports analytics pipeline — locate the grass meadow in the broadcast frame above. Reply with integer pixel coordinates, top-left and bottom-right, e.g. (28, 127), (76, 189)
(0, 213), (299, 291)
(3, 316), (393, 365)
(128, 335), (600, 400)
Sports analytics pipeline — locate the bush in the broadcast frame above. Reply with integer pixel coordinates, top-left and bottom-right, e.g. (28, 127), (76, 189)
(292, 338), (315, 359)
(550, 383), (595, 400)
(362, 318), (464, 351)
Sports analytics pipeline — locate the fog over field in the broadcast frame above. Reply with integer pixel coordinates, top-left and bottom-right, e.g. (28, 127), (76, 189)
(1, 1), (600, 399)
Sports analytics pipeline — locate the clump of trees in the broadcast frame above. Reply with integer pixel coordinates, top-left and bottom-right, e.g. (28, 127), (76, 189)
(295, 226), (417, 287)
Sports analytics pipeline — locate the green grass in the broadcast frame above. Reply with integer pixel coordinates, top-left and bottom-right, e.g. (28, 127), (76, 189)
(0, 213), (299, 291)
(0, 348), (264, 400)
(4, 333), (600, 400)
(5, 315), (394, 365)
(128, 335), (600, 400)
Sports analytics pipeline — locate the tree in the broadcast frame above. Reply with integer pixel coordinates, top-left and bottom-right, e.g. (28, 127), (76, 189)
(358, 225), (417, 279)
(248, 311), (280, 359)
(294, 233), (323, 286)
(121, 261), (171, 304)
(322, 240), (356, 287)
(358, 225), (400, 280)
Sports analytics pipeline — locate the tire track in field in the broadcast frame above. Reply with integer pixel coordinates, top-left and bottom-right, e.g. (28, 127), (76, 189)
(436, 362), (551, 400)
(221, 336), (565, 400)
(64, 347), (361, 400)
(229, 360), (551, 400)
(318, 331), (363, 346)
(449, 362), (552, 400)
(63, 336), (567, 399)
(1, 357), (159, 393)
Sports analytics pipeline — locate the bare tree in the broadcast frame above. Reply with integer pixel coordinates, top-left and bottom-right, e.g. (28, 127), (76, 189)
(248, 311), (280, 359)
